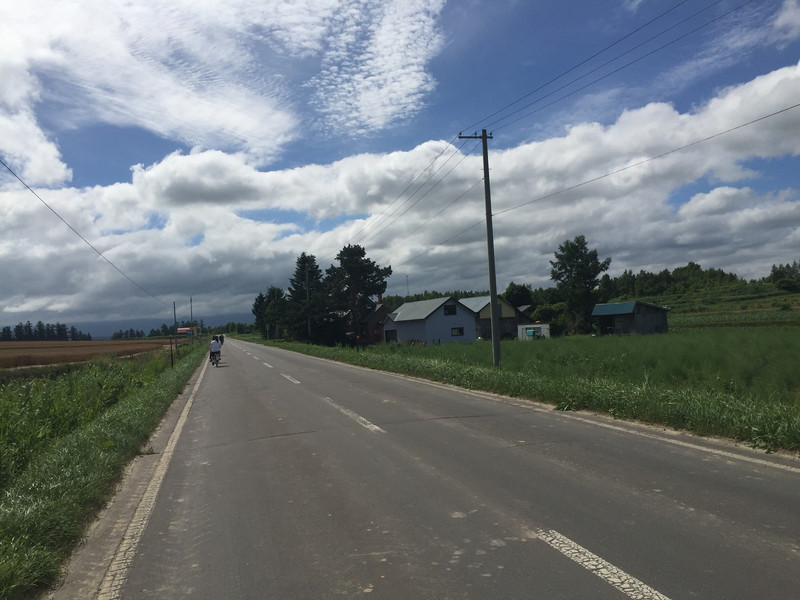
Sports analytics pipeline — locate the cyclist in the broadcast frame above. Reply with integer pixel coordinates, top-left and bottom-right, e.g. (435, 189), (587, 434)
(209, 335), (221, 366)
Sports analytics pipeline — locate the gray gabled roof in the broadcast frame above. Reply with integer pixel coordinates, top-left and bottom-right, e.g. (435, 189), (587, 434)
(458, 296), (491, 313)
(388, 297), (477, 322)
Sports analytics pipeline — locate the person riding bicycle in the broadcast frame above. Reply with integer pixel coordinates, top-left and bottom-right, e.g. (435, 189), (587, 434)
(209, 335), (221, 365)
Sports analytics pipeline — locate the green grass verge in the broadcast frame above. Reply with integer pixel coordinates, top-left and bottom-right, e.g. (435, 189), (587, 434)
(0, 347), (204, 600)
(251, 327), (800, 453)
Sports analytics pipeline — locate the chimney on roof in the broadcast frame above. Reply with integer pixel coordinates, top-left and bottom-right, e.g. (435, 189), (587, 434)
(378, 293), (383, 303)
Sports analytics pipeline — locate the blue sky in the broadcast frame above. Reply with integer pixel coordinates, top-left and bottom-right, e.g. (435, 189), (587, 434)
(1, 0), (800, 328)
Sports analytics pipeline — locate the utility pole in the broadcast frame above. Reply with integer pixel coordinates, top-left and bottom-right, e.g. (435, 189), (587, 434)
(459, 129), (501, 367)
(305, 261), (311, 341)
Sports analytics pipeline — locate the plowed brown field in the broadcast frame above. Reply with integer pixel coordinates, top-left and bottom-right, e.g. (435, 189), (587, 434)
(0, 339), (170, 368)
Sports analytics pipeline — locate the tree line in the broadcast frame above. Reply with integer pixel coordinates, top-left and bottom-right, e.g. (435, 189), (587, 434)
(501, 236), (797, 335)
(111, 318), (228, 339)
(0, 321), (92, 342)
(255, 235), (800, 342)
(252, 244), (391, 345)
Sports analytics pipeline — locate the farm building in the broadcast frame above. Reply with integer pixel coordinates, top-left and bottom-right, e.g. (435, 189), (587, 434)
(592, 301), (669, 335)
(458, 296), (531, 339)
(383, 297), (478, 344)
(358, 303), (390, 345)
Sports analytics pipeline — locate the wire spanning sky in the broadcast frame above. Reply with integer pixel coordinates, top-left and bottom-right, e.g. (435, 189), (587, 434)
(1, 0), (800, 330)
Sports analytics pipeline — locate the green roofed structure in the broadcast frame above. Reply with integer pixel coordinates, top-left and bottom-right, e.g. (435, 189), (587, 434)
(591, 301), (669, 335)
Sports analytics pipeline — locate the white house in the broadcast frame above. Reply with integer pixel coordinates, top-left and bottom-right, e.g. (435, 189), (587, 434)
(383, 297), (478, 344)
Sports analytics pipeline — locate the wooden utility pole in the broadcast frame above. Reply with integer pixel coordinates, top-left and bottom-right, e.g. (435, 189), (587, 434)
(459, 129), (501, 367)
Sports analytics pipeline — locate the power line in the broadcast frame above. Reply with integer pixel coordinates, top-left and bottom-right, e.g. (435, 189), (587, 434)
(348, 135), (463, 246)
(493, 102), (800, 217)
(398, 102), (800, 268)
(488, 0), (755, 133)
(0, 157), (167, 305)
(459, 0), (695, 134)
(357, 140), (481, 247)
(347, 0), (752, 270)
(377, 0), (750, 270)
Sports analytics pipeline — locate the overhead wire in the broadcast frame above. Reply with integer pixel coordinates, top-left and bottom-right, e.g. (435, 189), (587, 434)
(375, 0), (748, 274)
(347, 134), (463, 246)
(357, 139), (482, 247)
(458, 0), (695, 134)
(488, 0), (756, 133)
(492, 102), (800, 217)
(402, 101), (800, 268)
(0, 157), (167, 306)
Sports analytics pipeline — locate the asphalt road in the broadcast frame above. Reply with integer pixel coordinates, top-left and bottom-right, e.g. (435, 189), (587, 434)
(52, 340), (800, 599)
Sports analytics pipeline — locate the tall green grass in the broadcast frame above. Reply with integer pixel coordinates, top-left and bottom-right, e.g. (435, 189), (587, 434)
(0, 347), (204, 600)
(261, 327), (800, 452)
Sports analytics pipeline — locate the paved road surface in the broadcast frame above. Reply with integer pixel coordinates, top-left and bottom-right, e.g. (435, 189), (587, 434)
(52, 340), (800, 599)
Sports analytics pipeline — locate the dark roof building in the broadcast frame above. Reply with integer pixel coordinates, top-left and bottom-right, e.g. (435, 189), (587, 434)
(592, 301), (669, 335)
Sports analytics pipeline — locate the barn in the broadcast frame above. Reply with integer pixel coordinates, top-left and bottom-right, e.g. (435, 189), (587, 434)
(591, 301), (669, 335)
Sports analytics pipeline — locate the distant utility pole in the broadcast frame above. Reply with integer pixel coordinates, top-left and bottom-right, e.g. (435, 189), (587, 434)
(459, 129), (501, 367)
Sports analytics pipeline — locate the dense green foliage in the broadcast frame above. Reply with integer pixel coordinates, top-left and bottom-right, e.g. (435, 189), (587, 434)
(258, 328), (800, 452)
(0, 347), (204, 600)
(252, 244), (392, 345)
(550, 235), (611, 334)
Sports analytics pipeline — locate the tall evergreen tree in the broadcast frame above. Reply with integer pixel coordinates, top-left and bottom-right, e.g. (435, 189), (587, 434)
(325, 244), (392, 344)
(262, 286), (286, 340)
(286, 253), (328, 343)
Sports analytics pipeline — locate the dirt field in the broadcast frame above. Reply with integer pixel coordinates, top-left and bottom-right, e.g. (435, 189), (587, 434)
(0, 339), (172, 368)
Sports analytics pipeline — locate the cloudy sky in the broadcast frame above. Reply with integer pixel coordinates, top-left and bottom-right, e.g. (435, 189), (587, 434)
(2, 0), (800, 330)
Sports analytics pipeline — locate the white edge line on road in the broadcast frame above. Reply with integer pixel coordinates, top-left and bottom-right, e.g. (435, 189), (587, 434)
(97, 358), (207, 600)
(323, 397), (386, 433)
(376, 370), (800, 476)
(563, 413), (800, 475)
(281, 373), (301, 384)
(526, 527), (672, 600)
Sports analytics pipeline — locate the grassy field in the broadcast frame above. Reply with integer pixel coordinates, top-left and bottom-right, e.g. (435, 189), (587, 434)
(0, 339), (172, 369)
(0, 345), (205, 600)
(254, 326), (800, 453)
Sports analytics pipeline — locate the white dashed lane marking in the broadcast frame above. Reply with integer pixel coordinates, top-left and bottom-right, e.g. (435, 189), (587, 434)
(323, 397), (386, 433)
(532, 528), (672, 600)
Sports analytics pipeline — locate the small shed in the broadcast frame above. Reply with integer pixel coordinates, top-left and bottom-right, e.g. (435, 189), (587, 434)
(592, 301), (669, 335)
(518, 323), (550, 340)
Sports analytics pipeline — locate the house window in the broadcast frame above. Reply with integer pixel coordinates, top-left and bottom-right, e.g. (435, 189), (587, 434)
(444, 304), (456, 316)
(451, 327), (464, 336)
